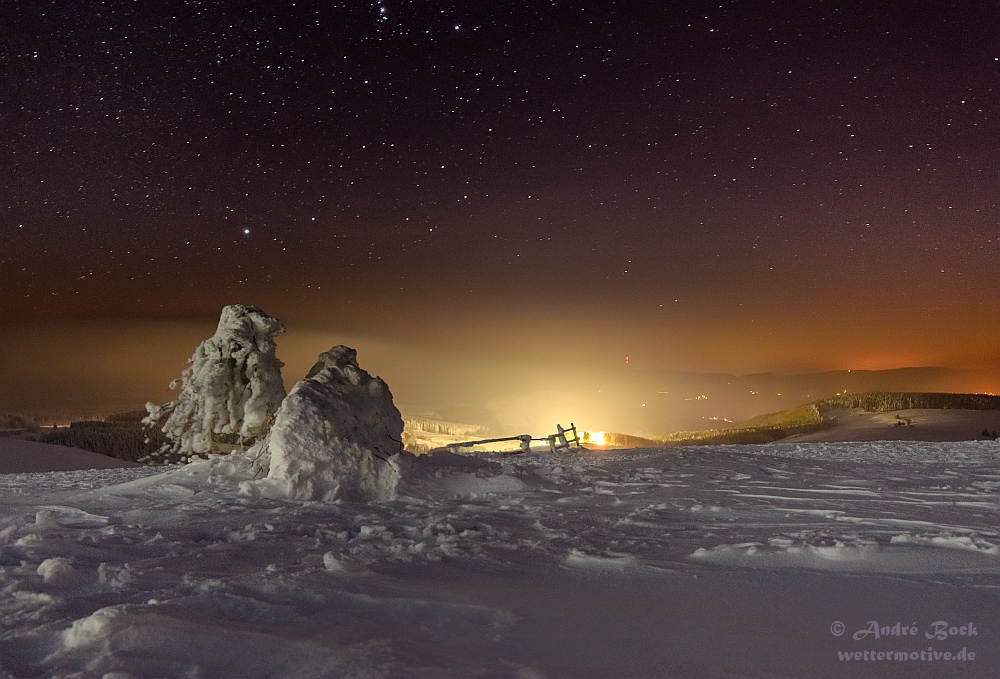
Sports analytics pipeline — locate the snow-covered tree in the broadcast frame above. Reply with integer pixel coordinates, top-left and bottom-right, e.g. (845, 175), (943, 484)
(145, 305), (286, 456)
(244, 345), (404, 502)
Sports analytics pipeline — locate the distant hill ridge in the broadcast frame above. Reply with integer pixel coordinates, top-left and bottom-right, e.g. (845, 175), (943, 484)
(655, 392), (1000, 447)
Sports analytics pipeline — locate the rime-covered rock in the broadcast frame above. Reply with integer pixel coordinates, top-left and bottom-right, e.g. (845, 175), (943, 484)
(146, 305), (286, 455)
(244, 345), (404, 502)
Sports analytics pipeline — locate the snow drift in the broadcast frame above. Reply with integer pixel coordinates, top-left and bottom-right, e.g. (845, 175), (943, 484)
(145, 305), (286, 456)
(4, 440), (1000, 678)
(245, 345), (404, 502)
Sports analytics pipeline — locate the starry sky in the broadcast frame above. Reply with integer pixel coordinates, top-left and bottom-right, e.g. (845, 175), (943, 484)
(3, 1), (1000, 428)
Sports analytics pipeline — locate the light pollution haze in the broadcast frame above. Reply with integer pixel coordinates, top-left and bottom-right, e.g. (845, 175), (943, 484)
(1, 313), (999, 438)
(4, 2), (1000, 433)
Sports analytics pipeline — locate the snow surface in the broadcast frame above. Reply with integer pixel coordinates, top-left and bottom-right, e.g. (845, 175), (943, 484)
(2, 440), (1000, 677)
(787, 407), (1000, 443)
(146, 305), (287, 455)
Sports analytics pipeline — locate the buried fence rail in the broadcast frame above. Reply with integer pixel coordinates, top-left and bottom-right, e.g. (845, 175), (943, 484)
(447, 423), (582, 454)
(447, 434), (532, 454)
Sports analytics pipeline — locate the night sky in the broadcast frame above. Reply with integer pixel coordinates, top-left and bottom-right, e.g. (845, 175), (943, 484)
(4, 1), (1000, 430)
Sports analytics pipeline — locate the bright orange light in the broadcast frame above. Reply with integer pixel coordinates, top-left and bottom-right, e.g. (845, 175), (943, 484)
(582, 430), (606, 445)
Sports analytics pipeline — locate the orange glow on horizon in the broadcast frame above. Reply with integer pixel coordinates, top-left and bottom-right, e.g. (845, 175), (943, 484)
(844, 353), (935, 372)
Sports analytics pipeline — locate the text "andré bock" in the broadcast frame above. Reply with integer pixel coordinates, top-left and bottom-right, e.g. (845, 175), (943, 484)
(850, 621), (978, 641)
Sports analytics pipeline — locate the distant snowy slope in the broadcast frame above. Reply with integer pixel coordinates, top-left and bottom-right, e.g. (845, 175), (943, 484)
(786, 408), (1000, 443)
(0, 438), (137, 474)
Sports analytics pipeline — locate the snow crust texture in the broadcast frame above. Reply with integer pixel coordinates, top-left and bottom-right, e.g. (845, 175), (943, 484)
(2, 440), (1000, 678)
(147, 305), (286, 455)
(247, 345), (404, 502)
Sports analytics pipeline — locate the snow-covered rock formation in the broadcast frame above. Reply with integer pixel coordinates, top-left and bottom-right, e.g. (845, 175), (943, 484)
(244, 345), (404, 502)
(145, 305), (286, 456)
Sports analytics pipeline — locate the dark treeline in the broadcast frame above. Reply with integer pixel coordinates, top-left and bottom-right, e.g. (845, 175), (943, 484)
(0, 413), (38, 430)
(38, 419), (170, 463)
(658, 422), (832, 447)
(820, 392), (1000, 413)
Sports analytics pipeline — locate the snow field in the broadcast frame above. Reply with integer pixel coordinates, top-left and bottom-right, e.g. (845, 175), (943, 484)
(1, 440), (999, 677)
